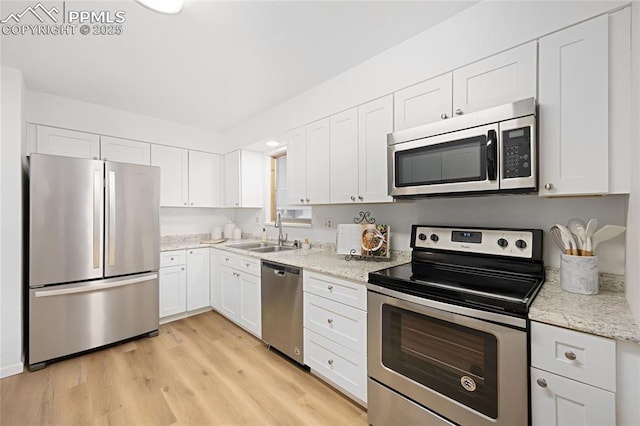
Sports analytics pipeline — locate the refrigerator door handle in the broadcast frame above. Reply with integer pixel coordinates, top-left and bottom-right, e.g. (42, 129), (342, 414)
(93, 170), (102, 269)
(34, 273), (159, 298)
(107, 170), (116, 266)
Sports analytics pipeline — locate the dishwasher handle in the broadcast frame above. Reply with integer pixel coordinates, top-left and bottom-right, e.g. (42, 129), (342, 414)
(262, 260), (301, 276)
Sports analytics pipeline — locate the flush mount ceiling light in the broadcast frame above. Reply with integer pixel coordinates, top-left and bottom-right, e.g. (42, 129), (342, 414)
(265, 141), (280, 147)
(135, 0), (186, 14)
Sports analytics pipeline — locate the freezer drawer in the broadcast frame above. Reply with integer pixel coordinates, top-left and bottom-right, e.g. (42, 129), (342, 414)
(28, 273), (159, 369)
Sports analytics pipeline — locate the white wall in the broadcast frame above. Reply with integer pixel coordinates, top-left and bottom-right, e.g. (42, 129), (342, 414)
(0, 66), (25, 378)
(26, 90), (226, 153)
(226, 1), (626, 148)
(625, 2), (640, 321)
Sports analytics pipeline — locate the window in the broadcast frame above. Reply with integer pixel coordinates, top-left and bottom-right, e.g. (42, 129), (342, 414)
(270, 152), (311, 225)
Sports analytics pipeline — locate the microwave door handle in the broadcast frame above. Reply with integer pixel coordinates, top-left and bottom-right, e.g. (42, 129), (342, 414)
(486, 129), (498, 181)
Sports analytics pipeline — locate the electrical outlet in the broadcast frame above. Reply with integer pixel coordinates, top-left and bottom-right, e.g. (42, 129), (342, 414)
(323, 217), (333, 228)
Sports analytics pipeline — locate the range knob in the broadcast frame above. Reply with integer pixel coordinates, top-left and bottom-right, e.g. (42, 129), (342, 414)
(497, 238), (508, 248)
(430, 234), (439, 242)
(418, 233), (427, 241)
(515, 239), (527, 249)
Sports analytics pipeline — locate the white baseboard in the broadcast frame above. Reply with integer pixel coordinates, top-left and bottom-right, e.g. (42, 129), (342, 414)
(0, 362), (24, 379)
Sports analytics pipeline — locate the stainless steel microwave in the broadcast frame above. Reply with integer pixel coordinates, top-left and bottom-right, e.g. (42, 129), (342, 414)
(388, 98), (537, 198)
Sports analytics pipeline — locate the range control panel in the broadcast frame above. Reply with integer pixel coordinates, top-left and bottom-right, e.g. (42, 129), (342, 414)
(413, 226), (534, 259)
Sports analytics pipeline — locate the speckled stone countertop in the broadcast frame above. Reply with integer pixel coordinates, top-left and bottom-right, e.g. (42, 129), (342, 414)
(160, 235), (411, 283)
(530, 268), (640, 344)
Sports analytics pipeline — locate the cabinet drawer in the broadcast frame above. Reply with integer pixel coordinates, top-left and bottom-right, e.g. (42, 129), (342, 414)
(218, 252), (241, 269)
(160, 250), (186, 267)
(530, 367), (615, 426)
(304, 329), (367, 404)
(304, 271), (366, 310)
(304, 292), (366, 355)
(531, 322), (615, 391)
(236, 255), (261, 276)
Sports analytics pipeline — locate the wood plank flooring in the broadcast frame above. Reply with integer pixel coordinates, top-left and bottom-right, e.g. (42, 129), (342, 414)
(1, 311), (368, 425)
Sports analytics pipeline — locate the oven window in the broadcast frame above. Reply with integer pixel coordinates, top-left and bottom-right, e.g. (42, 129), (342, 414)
(381, 305), (498, 418)
(395, 135), (487, 187)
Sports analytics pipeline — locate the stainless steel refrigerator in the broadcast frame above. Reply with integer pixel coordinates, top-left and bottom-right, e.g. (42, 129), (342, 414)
(28, 153), (160, 370)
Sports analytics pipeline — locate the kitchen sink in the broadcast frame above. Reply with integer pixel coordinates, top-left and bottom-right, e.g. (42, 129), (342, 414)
(227, 242), (278, 250)
(250, 246), (296, 253)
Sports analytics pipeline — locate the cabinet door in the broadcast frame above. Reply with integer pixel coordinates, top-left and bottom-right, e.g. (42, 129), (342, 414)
(531, 368), (616, 426)
(186, 248), (210, 311)
(209, 250), (222, 310)
(224, 150), (241, 207)
(151, 145), (189, 207)
(305, 118), (331, 204)
(238, 272), (261, 338)
(159, 265), (187, 318)
(452, 41), (537, 115)
(330, 108), (359, 203)
(393, 73), (452, 131)
(239, 150), (263, 208)
(358, 95), (394, 203)
(220, 266), (240, 321)
(36, 125), (100, 159)
(287, 126), (307, 205)
(101, 136), (151, 165)
(188, 151), (223, 207)
(538, 16), (608, 196)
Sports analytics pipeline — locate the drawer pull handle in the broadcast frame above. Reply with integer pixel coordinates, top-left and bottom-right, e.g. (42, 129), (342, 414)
(327, 318), (333, 324)
(564, 351), (577, 361)
(170, 257), (174, 261)
(536, 378), (548, 388)
(327, 285), (333, 291)
(327, 359), (334, 366)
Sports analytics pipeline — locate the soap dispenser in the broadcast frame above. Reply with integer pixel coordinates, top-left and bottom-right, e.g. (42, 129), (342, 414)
(261, 227), (267, 242)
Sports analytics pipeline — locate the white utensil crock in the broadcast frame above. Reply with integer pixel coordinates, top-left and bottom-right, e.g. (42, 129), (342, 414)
(560, 253), (598, 295)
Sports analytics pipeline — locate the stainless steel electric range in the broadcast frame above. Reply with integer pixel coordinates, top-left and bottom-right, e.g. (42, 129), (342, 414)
(367, 225), (544, 426)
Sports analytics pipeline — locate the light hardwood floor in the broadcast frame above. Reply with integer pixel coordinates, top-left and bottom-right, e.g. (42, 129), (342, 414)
(1, 311), (368, 425)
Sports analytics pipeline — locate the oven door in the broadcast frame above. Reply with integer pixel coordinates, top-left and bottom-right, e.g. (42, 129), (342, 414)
(388, 123), (499, 197)
(368, 287), (528, 426)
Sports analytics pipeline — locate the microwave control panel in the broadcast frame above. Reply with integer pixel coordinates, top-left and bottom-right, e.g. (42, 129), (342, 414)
(502, 127), (531, 178)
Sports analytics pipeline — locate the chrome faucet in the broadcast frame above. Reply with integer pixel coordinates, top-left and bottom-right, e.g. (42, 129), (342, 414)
(275, 212), (288, 246)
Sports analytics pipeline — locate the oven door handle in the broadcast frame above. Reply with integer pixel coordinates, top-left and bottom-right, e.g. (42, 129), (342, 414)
(486, 129), (498, 181)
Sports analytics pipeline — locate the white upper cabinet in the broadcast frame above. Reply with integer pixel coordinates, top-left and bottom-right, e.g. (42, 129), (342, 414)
(100, 136), (151, 165)
(358, 95), (394, 203)
(538, 15), (609, 196)
(305, 118), (331, 204)
(452, 41), (537, 116)
(330, 96), (394, 204)
(394, 73), (452, 131)
(151, 145), (189, 207)
(330, 108), (359, 203)
(188, 150), (223, 207)
(35, 125), (100, 159)
(286, 126), (307, 205)
(224, 150), (263, 208)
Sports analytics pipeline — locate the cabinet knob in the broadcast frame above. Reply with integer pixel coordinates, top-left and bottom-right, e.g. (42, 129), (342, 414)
(305, 198), (310, 203)
(564, 351), (577, 361)
(225, 258), (229, 262)
(455, 108), (463, 116)
(184, 202), (187, 205)
(544, 183), (554, 190)
(440, 113), (448, 119)
(327, 359), (334, 366)
(93, 156), (98, 160)
(245, 263), (250, 268)
(170, 257), (174, 261)
(327, 318), (333, 324)
(103, 157), (108, 161)
(190, 202), (194, 206)
(235, 203), (239, 206)
(358, 195), (363, 201)
(351, 196), (356, 201)
(181, 267), (185, 271)
(300, 198), (304, 203)
(536, 378), (548, 388)
(327, 285), (333, 291)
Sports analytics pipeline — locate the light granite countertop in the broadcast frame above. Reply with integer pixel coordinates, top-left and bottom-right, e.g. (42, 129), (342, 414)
(160, 236), (410, 283)
(529, 268), (640, 344)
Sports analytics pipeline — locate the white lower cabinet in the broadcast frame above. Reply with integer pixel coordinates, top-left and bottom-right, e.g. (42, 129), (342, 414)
(530, 321), (617, 426)
(303, 271), (367, 406)
(213, 251), (261, 338)
(159, 249), (210, 321)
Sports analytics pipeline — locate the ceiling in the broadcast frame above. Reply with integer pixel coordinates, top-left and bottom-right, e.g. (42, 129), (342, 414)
(1, 0), (477, 133)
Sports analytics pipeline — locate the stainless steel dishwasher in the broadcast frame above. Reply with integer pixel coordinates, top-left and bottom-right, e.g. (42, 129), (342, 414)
(261, 260), (304, 365)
